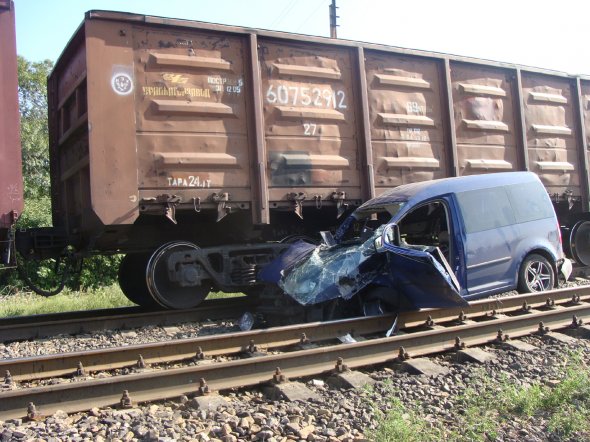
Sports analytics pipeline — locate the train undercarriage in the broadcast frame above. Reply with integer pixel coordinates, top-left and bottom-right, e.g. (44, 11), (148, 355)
(6, 208), (339, 310)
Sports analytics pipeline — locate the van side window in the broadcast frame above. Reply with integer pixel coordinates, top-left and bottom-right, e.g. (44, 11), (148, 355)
(506, 182), (554, 222)
(456, 187), (515, 233)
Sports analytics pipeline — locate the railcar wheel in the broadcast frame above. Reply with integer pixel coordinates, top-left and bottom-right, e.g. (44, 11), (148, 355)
(118, 254), (159, 308)
(146, 241), (211, 309)
(517, 254), (555, 293)
(569, 220), (590, 265)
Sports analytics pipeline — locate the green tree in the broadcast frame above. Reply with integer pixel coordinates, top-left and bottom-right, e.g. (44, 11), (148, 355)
(6, 56), (121, 293)
(1, 56), (53, 292)
(17, 56), (53, 199)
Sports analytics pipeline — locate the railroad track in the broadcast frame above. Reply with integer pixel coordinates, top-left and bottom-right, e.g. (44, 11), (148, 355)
(1, 286), (589, 421)
(0, 296), (255, 342)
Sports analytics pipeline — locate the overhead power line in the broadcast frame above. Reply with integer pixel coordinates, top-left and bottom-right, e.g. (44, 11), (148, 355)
(295, 0), (330, 32)
(270, 0), (298, 27)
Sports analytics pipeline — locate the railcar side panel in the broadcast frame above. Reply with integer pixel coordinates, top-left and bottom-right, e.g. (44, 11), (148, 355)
(583, 81), (590, 148)
(49, 33), (90, 233)
(259, 39), (361, 209)
(133, 27), (254, 209)
(85, 20), (139, 227)
(578, 79), (590, 206)
(521, 73), (581, 197)
(364, 51), (449, 189)
(449, 62), (521, 176)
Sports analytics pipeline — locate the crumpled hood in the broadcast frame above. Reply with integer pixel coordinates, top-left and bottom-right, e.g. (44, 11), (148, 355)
(260, 229), (386, 305)
(260, 225), (468, 309)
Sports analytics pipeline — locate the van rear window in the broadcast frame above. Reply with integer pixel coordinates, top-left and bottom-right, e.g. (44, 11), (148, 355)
(506, 181), (554, 223)
(457, 181), (554, 233)
(456, 187), (515, 233)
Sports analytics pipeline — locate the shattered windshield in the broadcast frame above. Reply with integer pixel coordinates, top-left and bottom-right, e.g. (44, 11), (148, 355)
(279, 224), (387, 305)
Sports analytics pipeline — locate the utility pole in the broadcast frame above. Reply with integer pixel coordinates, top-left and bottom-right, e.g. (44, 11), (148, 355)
(329, 0), (338, 38)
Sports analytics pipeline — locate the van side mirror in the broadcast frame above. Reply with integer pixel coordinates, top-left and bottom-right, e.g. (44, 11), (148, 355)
(375, 223), (401, 251)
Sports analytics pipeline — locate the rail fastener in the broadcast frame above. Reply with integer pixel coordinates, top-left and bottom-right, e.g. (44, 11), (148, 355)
(197, 378), (210, 396)
(494, 329), (509, 343)
(334, 357), (349, 373)
(397, 346), (410, 361)
(120, 390), (133, 409)
(3, 370), (13, 389)
(27, 402), (41, 420)
(75, 362), (85, 377)
(272, 368), (287, 384)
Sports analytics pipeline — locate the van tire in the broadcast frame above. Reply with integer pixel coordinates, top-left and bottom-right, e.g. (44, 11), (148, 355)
(517, 254), (555, 293)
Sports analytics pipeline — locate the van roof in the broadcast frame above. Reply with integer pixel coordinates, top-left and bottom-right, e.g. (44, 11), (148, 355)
(356, 172), (542, 213)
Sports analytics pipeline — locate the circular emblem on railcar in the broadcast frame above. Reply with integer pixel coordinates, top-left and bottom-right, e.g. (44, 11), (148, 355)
(111, 73), (134, 95)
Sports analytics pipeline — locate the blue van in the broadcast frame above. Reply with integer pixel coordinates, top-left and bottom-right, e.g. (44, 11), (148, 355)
(261, 172), (572, 311)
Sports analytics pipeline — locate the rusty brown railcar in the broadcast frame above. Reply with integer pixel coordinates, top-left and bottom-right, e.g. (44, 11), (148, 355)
(9, 10), (590, 308)
(0, 1), (23, 267)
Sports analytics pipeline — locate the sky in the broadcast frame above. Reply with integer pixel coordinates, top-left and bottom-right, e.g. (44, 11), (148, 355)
(13, 0), (590, 75)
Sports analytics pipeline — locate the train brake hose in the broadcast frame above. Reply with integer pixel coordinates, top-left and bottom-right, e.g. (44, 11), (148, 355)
(16, 251), (77, 297)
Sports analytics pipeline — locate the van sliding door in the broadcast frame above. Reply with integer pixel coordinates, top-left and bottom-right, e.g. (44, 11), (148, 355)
(456, 187), (517, 295)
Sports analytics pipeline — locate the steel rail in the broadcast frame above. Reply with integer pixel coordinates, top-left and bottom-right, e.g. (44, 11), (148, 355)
(1, 300), (588, 420)
(1, 314), (396, 381)
(0, 296), (255, 342)
(0, 306), (146, 326)
(2, 286), (589, 381)
(1, 285), (586, 344)
(397, 285), (590, 328)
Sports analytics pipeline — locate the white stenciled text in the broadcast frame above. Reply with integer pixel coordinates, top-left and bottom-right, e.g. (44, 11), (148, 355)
(303, 123), (317, 136)
(403, 128), (429, 141)
(167, 176), (212, 188)
(406, 101), (426, 115)
(266, 84), (347, 109)
(208, 76), (244, 94)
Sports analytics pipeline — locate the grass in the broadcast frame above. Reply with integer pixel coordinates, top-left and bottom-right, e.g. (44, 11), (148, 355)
(369, 396), (441, 442)
(0, 284), (134, 317)
(365, 380), (444, 441)
(0, 284), (245, 318)
(369, 351), (590, 442)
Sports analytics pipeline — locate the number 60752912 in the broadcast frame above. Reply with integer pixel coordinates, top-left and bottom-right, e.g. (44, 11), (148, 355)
(266, 84), (347, 109)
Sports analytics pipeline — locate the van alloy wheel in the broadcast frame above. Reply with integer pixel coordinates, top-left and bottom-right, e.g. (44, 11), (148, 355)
(518, 254), (554, 293)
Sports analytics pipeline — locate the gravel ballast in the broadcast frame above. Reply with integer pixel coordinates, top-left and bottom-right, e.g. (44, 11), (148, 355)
(1, 280), (589, 441)
(1, 335), (589, 441)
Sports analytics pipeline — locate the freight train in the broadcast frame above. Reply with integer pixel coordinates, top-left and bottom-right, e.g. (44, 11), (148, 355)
(2, 3), (590, 309)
